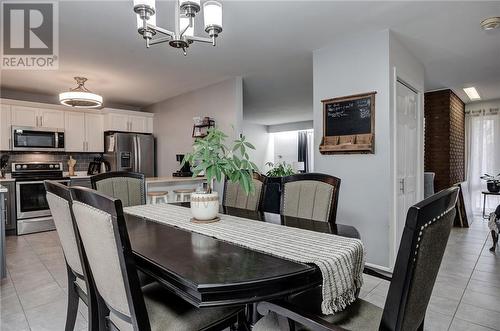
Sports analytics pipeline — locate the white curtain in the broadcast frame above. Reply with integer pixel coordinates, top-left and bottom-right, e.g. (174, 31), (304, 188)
(466, 108), (500, 213)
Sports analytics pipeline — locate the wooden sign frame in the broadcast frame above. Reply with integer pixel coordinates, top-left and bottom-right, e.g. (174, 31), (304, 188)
(319, 91), (376, 154)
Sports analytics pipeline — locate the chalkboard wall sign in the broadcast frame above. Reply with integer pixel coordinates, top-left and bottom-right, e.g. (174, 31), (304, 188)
(320, 91), (376, 154)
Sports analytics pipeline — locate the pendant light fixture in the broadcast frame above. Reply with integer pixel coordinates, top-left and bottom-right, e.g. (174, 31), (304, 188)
(59, 77), (103, 108)
(133, 0), (223, 56)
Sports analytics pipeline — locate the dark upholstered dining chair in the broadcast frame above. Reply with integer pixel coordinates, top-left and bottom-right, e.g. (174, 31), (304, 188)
(44, 180), (99, 331)
(90, 171), (146, 207)
(254, 187), (459, 331)
(281, 173), (341, 224)
(69, 186), (244, 331)
(223, 172), (266, 211)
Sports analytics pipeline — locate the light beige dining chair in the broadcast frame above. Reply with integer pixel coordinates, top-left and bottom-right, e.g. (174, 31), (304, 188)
(44, 180), (99, 331)
(281, 173), (341, 224)
(70, 186), (244, 331)
(90, 171), (146, 207)
(223, 173), (266, 211)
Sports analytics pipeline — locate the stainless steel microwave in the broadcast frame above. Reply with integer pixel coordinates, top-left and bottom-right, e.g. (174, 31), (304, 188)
(12, 127), (65, 151)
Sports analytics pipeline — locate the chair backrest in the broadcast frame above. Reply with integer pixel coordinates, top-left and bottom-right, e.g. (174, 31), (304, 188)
(44, 180), (84, 278)
(281, 173), (341, 224)
(70, 186), (150, 331)
(90, 171), (146, 207)
(223, 172), (265, 211)
(380, 187), (459, 331)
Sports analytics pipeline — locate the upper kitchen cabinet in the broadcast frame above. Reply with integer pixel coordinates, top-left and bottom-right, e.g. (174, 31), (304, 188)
(11, 106), (64, 129)
(0, 104), (12, 150)
(103, 109), (153, 133)
(65, 111), (104, 152)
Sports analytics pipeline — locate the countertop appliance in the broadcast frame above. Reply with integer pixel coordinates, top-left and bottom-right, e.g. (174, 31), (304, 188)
(103, 132), (154, 177)
(12, 126), (64, 152)
(173, 154), (192, 177)
(11, 162), (69, 235)
(87, 155), (111, 175)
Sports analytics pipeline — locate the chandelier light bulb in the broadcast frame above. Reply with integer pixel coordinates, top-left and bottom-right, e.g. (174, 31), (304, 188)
(203, 0), (223, 34)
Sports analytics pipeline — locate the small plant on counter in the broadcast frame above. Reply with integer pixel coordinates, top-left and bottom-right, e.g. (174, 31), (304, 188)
(183, 128), (259, 195)
(265, 161), (295, 177)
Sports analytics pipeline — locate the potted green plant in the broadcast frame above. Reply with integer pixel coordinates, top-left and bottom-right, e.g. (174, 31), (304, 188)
(262, 161), (296, 214)
(183, 128), (258, 222)
(265, 161), (296, 177)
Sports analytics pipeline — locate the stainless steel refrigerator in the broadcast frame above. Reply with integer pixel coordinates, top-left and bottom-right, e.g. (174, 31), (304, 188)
(103, 132), (154, 177)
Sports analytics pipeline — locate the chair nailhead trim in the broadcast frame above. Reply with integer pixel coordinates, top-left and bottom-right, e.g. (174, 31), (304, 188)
(412, 205), (455, 263)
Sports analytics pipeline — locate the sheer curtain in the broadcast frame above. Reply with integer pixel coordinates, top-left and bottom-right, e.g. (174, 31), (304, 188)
(466, 108), (500, 213)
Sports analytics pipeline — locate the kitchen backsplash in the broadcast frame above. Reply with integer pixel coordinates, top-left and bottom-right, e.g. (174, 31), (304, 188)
(0, 152), (101, 173)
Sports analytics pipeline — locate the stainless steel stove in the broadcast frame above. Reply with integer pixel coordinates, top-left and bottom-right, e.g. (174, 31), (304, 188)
(12, 162), (69, 235)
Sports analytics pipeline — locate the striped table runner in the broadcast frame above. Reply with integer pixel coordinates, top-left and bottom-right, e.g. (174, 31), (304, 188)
(124, 203), (365, 314)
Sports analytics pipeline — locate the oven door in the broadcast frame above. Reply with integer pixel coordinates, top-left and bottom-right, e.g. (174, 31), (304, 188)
(16, 179), (69, 219)
(12, 127), (64, 152)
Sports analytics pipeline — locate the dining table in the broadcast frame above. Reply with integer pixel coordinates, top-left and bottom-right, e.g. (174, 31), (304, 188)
(124, 203), (361, 323)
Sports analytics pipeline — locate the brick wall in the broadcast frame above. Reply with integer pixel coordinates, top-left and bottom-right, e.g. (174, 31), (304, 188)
(424, 89), (465, 191)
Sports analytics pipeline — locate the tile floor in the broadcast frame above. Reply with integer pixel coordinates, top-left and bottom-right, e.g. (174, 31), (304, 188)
(1, 216), (499, 330)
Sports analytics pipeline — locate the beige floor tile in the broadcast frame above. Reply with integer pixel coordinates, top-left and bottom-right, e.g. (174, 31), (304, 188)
(450, 318), (497, 331)
(17, 282), (66, 310)
(455, 303), (500, 330)
(24, 297), (87, 331)
(424, 310), (453, 331)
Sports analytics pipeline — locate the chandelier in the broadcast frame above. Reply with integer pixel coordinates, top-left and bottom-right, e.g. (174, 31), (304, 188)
(133, 0), (223, 56)
(59, 77), (103, 108)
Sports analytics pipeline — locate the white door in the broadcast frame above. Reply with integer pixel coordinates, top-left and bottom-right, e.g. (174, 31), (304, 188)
(106, 113), (129, 132)
(64, 112), (86, 152)
(39, 109), (64, 129)
(129, 115), (147, 133)
(396, 81), (419, 248)
(85, 113), (104, 152)
(0, 105), (12, 150)
(11, 106), (38, 127)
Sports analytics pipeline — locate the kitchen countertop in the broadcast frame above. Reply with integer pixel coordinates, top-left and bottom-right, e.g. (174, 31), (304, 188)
(0, 178), (15, 183)
(146, 176), (206, 184)
(64, 171), (91, 179)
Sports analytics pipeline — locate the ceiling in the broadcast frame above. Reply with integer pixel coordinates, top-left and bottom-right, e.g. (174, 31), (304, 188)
(1, 1), (499, 125)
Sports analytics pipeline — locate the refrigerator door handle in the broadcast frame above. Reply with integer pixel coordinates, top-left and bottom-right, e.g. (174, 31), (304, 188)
(137, 136), (142, 173)
(133, 136), (139, 173)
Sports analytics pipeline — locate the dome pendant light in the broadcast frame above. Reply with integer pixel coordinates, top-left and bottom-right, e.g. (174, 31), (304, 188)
(59, 77), (103, 108)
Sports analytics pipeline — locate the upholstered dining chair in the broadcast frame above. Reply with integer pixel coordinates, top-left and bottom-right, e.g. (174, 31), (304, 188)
(281, 173), (341, 224)
(44, 180), (99, 331)
(90, 171), (146, 207)
(223, 172), (266, 211)
(254, 186), (459, 331)
(69, 186), (244, 331)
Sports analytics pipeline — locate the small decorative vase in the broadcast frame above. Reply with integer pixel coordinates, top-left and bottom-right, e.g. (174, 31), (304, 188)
(190, 191), (219, 222)
(487, 181), (500, 193)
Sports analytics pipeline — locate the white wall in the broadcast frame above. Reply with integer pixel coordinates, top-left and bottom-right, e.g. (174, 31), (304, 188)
(147, 77), (243, 177)
(273, 131), (299, 165)
(268, 120), (313, 133)
(241, 121), (272, 172)
(313, 30), (424, 269)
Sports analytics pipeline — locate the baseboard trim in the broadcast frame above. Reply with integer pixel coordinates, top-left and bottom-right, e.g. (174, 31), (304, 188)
(365, 262), (393, 273)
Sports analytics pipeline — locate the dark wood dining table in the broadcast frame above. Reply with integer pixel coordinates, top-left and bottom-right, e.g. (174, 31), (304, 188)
(124, 203), (360, 310)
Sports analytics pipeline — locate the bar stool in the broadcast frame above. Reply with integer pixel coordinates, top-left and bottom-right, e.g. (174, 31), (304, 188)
(173, 188), (195, 202)
(147, 191), (168, 204)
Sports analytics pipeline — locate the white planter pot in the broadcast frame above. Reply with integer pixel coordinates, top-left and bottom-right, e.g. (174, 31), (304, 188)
(190, 192), (219, 222)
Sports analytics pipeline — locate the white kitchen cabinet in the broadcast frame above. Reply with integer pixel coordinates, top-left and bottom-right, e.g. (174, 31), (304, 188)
(0, 105), (12, 150)
(11, 105), (37, 127)
(39, 108), (64, 129)
(11, 106), (64, 129)
(104, 111), (153, 133)
(64, 112), (103, 152)
(85, 113), (104, 152)
(105, 113), (129, 132)
(64, 112), (86, 152)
